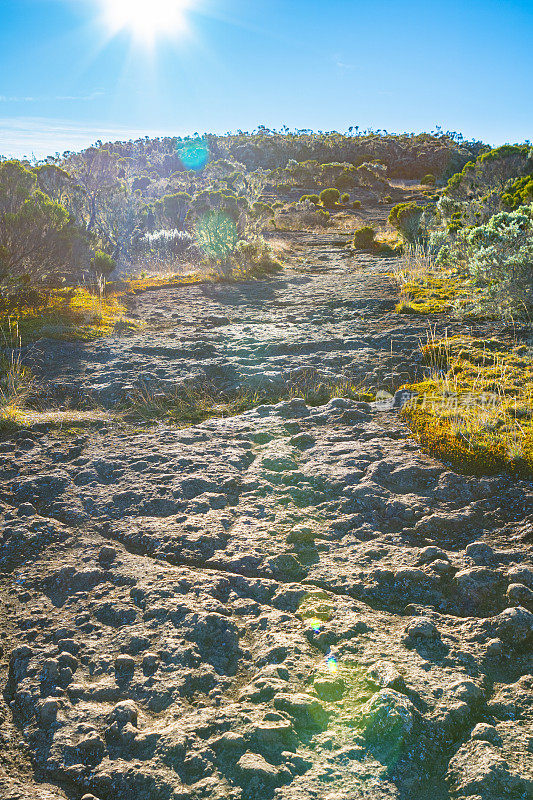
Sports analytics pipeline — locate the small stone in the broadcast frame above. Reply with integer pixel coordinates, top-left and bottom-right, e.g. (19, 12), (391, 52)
(507, 566), (533, 588)
(492, 606), (533, 647)
(403, 617), (440, 643)
(274, 693), (328, 727)
(142, 652), (159, 675)
(59, 666), (73, 686)
(128, 635), (151, 654)
(366, 661), (406, 691)
(58, 652), (78, 672)
(17, 503), (36, 517)
(471, 723), (502, 746)
(430, 559), (455, 576)
(484, 643), (504, 664)
(98, 545), (117, 565)
(287, 525), (315, 544)
(214, 731), (246, 750)
(418, 546), (449, 564)
(358, 689), (414, 745)
(506, 583), (533, 609)
(448, 680), (483, 706)
(115, 655), (135, 678)
(56, 638), (79, 655)
(237, 751), (281, 782)
(466, 541), (494, 564)
(109, 700), (138, 727)
(40, 699), (59, 725)
(251, 719), (294, 746)
(11, 645), (32, 660)
(454, 568), (503, 610)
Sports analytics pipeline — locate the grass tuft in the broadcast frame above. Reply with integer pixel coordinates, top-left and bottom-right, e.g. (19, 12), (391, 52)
(394, 245), (477, 315)
(121, 371), (375, 426)
(400, 332), (533, 478)
(0, 287), (139, 344)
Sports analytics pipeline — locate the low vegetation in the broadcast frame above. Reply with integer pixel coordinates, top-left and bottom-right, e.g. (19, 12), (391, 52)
(0, 334), (33, 431)
(0, 285), (137, 345)
(394, 245), (476, 315)
(390, 144), (533, 477)
(319, 188), (341, 208)
(388, 202), (425, 243)
(400, 334), (533, 478)
(353, 225), (402, 257)
(353, 226), (376, 250)
(2, 130), (533, 486)
(122, 371), (375, 426)
(274, 202), (330, 231)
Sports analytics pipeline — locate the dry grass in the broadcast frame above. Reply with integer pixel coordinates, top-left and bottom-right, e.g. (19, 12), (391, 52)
(331, 211), (364, 232)
(122, 382), (258, 425)
(273, 206), (331, 231)
(0, 287), (139, 345)
(0, 322), (34, 430)
(118, 271), (210, 294)
(394, 245), (476, 315)
(376, 230), (403, 251)
(121, 371), (375, 426)
(400, 330), (533, 477)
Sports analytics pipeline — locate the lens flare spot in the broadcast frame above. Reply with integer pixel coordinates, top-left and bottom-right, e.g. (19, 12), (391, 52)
(326, 653), (338, 674)
(308, 617), (323, 634)
(177, 137), (210, 171)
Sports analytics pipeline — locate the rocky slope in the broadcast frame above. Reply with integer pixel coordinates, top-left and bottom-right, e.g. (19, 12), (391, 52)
(1, 223), (532, 800)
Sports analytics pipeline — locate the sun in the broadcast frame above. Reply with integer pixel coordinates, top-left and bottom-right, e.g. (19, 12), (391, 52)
(100, 0), (191, 44)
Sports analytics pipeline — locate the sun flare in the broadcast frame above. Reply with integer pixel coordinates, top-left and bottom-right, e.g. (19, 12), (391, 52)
(100, 0), (191, 44)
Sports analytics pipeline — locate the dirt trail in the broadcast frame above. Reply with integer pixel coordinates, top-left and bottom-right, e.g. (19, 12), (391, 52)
(25, 229), (480, 407)
(1, 218), (532, 800)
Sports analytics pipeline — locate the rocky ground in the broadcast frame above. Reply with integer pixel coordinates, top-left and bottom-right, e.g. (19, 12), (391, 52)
(1, 212), (532, 800)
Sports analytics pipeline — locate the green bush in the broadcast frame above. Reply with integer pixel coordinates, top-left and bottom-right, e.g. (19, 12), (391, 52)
(352, 200), (362, 210)
(341, 193), (350, 204)
(232, 238), (282, 278)
(388, 202), (424, 242)
(195, 210), (239, 265)
(501, 176), (533, 210)
(319, 188), (341, 208)
(465, 208), (533, 313)
(353, 225), (376, 250)
(0, 160), (89, 283)
(300, 194), (320, 205)
(421, 174), (436, 186)
(91, 250), (116, 278)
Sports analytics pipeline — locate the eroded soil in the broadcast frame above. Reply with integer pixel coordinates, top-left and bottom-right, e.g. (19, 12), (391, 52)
(1, 219), (532, 800)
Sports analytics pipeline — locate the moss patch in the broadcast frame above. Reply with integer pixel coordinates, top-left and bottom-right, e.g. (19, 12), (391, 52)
(395, 268), (474, 315)
(1, 288), (138, 344)
(400, 336), (533, 477)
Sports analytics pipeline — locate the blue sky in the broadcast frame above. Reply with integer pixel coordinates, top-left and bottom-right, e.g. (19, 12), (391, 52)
(1, 0), (532, 158)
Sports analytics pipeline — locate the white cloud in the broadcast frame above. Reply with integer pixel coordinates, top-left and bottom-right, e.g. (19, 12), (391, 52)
(335, 60), (357, 71)
(0, 91), (105, 103)
(0, 117), (182, 159)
